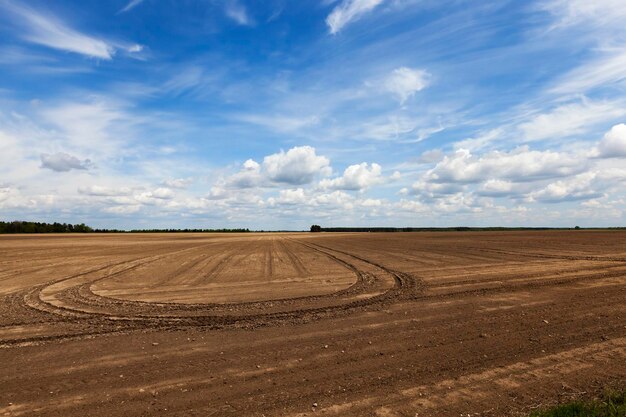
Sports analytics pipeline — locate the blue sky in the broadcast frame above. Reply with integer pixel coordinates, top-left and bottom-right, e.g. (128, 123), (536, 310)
(1, 0), (626, 229)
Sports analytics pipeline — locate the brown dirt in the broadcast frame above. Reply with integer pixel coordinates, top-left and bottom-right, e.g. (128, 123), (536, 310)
(0, 231), (624, 416)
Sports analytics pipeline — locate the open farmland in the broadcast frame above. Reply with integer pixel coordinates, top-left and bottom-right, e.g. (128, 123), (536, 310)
(1, 231), (625, 416)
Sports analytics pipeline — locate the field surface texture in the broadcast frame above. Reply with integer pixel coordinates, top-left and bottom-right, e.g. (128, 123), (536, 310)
(0, 231), (625, 416)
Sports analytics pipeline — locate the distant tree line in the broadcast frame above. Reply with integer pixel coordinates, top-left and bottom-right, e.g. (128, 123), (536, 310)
(310, 226), (612, 232)
(0, 221), (93, 234)
(123, 228), (251, 233)
(0, 221), (251, 234)
(2, 220), (623, 234)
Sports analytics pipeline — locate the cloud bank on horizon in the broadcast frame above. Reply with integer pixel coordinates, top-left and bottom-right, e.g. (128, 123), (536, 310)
(0, 0), (625, 229)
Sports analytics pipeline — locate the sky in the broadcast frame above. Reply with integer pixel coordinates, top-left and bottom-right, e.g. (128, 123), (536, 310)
(1, 0), (626, 230)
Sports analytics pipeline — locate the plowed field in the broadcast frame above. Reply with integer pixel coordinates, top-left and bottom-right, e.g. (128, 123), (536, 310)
(1, 231), (625, 416)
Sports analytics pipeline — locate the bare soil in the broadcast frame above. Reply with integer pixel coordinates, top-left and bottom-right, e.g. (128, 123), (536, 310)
(0, 231), (624, 416)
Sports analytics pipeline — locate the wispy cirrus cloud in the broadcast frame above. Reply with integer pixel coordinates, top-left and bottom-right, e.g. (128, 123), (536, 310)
(118, 0), (146, 14)
(542, 0), (626, 30)
(326, 0), (386, 34)
(1, 1), (115, 59)
(1, 1), (143, 60)
(224, 1), (254, 26)
(549, 48), (626, 95)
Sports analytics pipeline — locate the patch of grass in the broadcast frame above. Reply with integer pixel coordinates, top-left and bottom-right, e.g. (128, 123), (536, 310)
(529, 391), (626, 417)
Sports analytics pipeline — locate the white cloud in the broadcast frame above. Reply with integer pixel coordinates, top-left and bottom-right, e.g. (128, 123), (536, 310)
(226, 159), (263, 189)
(311, 190), (354, 209)
(237, 114), (320, 133)
(126, 44), (144, 53)
(273, 188), (308, 205)
(263, 146), (331, 185)
(530, 172), (603, 203)
(162, 66), (206, 95)
(2, 2), (115, 59)
(396, 199), (429, 213)
(427, 147), (586, 184)
(418, 149), (444, 163)
(550, 49), (626, 95)
(542, 0), (626, 95)
(40, 152), (91, 172)
(162, 178), (193, 189)
(543, 0), (626, 29)
(384, 67), (430, 103)
(319, 162), (383, 191)
(476, 179), (516, 197)
(0, 187), (29, 209)
(326, 0), (386, 34)
(518, 100), (626, 142)
(103, 205), (142, 214)
(598, 123), (626, 158)
(119, 0), (146, 14)
(149, 187), (175, 199)
(410, 180), (463, 198)
(225, 1), (253, 26)
(243, 159), (260, 171)
(454, 127), (506, 152)
(207, 186), (228, 200)
(360, 116), (418, 140)
(78, 185), (132, 197)
(40, 100), (128, 156)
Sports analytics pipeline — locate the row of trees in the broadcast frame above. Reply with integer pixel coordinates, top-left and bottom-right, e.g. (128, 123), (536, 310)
(0, 221), (251, 234)
(1, 221), (604, 234)
(124, 228), (251, 233)
(0, 221), (93, 234)
(311, 226), (592, 232)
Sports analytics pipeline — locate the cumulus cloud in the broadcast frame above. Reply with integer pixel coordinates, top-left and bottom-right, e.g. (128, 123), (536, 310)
(78, 185), (132, 197)
(162, 178), (193, 189)
(40, 152), (91, 172)
(476, 179), (517, 197)
(226, 159), (263, 189)
(263, 146), (331, 185)
(267, 188), (356, 211)
(326, 0), (386, 34)
(103, 205), (141, 214)
(149, 187), (175, 199)
(404, 123), (626, 207)
(427, 147), (586, 184)
(530, 173), (603, 203)
(0, 186), (50, 210)
(384, 67), (430, 103)
(396, 199), (429, 213)
(216, 147), (332, 193)
(598, 123), (626, 158)
(0, 186), (23, 208)
(131, 188), (176, 205)
(272, 188), (308, 205)
(311, 190), (354, 209)
(409, 180), (464, 198)
(207, 186), (228, 200)
(319, 162), (383, 191)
